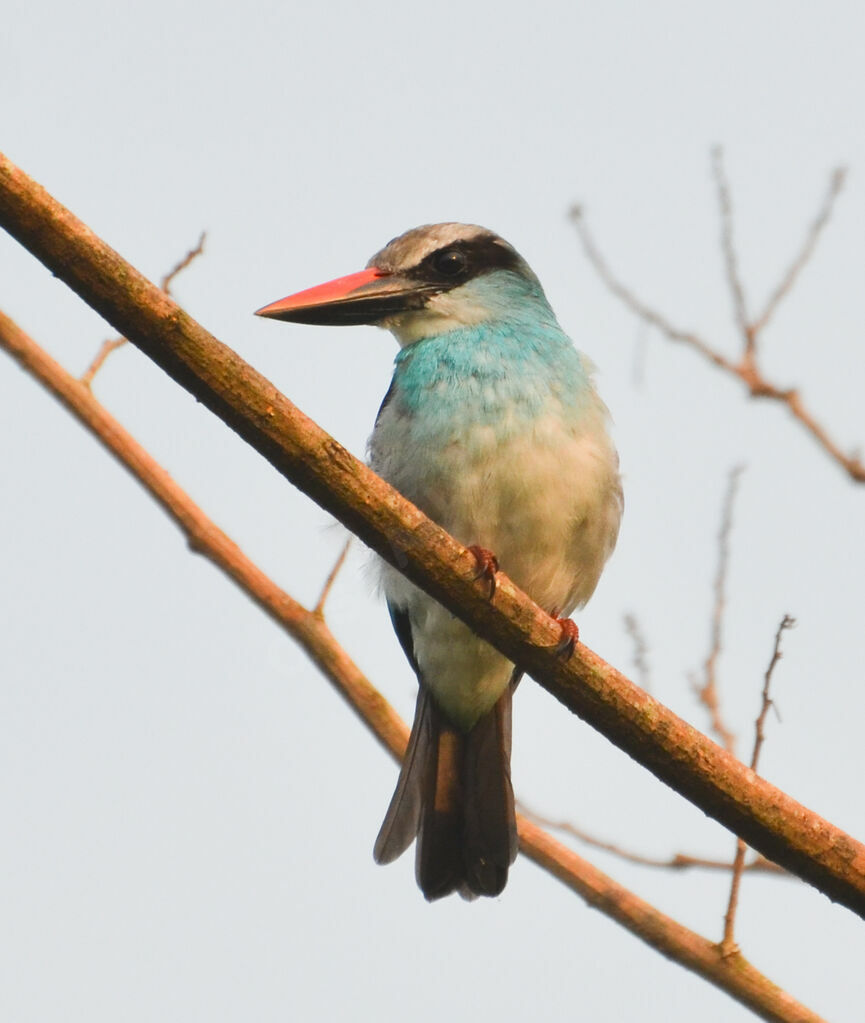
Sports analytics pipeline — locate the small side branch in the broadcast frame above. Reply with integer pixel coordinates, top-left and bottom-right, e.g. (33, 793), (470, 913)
(80, 231), (207, 386)
(160, 231), (207, 292)
(571, 160), (863, 483)
(712, 146), (751, 343)
(570, 203), (735, 373)
(751, 616), (795, 771)
(623, 612), (652, 692)
(519, 802), (786, 876)
(694, 466), (745, 755)
(80, 336), (127, 385)
(721, 615), (796, 953)
(314, 538), (352, 615)
(753, 170), (847, 336)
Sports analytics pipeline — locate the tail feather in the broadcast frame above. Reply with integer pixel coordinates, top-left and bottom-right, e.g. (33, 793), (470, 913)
(416, 721), (464, 899)
(374, 682), (518, 901)
(373, 688), (430, 865)
(463, 684), (518, 896)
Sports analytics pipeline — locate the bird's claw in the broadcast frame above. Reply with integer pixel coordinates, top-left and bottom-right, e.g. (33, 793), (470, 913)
(467, 545), (499, 599)
(554, 617), (580, 659)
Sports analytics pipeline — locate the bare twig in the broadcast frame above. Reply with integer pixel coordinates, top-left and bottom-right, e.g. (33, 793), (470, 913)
(570, 204), (734, 373)
(712, 147), (751, 344)
(722, 615), (796, 953)
(570, 163), (864, 484)
(0, 310), (823, 1022)
(80, 231), (207, 386)
(753, 170), (847, 336)
(3, 150), (865, 919)
(752, 616), (794, 770)
(694, 466), (745, 755)
(622, 612), (651, 692)
(80, 336), (127, 386)
(160, 231), (206, 292)
(518, 802), (786, 876)
(314, 537), (352, 615)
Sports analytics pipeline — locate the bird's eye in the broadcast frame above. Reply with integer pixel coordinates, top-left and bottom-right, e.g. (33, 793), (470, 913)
(431, 248), (468, 277)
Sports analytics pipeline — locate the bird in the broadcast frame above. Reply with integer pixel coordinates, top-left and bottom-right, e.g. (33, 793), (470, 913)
(256, 223), (622, 901)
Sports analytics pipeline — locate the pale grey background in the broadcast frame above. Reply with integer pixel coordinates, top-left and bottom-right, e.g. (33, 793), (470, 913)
(2, 1), (864, 1020)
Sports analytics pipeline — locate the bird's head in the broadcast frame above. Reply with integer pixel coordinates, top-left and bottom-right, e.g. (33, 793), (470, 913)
(255, 223), (553, 346)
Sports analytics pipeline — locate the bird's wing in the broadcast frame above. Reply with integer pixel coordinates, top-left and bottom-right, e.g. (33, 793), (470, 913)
(387, 600), (419, 674)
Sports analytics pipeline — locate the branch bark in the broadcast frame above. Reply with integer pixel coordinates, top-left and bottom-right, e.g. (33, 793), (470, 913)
(0, 310), (825, 1022)
(2, 149), (865, 920)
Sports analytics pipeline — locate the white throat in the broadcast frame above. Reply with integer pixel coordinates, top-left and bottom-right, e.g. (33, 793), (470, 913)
(381, 290), (492, 347)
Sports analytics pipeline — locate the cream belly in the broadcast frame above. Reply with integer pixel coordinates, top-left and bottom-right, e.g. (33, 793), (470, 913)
(377, 402), (622, 729)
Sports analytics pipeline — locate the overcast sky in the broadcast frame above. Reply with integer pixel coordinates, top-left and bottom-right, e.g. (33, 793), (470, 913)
(2, 2), (864, 1020)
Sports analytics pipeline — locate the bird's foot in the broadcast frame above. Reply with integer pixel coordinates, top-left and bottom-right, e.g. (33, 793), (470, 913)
(553, 616), (580, 659)
(467, 545), (499, 599)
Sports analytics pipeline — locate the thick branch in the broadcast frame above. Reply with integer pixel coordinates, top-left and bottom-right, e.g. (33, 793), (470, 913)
(0, 311), (824, 1022)
(2, 150), (865, 919)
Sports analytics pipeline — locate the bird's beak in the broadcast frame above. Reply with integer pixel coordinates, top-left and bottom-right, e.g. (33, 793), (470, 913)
(255, 267), (438, 326)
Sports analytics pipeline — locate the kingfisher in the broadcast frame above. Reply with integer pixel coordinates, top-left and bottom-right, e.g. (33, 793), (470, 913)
(256, 223), (622, 900)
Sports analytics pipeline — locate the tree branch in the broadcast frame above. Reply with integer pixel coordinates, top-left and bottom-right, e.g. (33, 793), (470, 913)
(622, 612), (652, 693)
(0, 310), (824, 1022)
(711, 146), (752, 344)
(694, 466), (745, 755)
(570, 159), (864, 484)
(314, 538), (352, 615)
(518, 802), (786, 876)
(2, 149), (865, 919)
(722, 615), (796, 952)
(752, 169), (847, 336)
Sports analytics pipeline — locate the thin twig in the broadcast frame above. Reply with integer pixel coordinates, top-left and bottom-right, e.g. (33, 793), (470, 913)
(314, 537), (352, 615)
(80, 232), (207, 386)
(752, 616), (794, 770)
(712, 147), (751, 345)
(570, 204), (740, 374)
(160, 231), (206, 293)
(518, 802), (786, 876)
(753, 169), (847, 336)
(570, 165), (864, 484)
(80, 336), (127, 386)
(695, 466), (745, 755)
(722, 615), (796, 953)
(623, 612), (651, 692)
(0, 309), (822, 1021)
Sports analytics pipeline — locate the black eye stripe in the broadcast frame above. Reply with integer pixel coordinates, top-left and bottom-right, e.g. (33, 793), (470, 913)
(407, 236), (525, 287)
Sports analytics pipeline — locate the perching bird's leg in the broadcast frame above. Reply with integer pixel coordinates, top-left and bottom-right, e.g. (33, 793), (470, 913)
(467, 545), (500, 599)
(553, 616), (580, 658)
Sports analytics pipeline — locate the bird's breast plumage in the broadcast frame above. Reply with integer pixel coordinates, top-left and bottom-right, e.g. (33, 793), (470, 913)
(369, 320), (621, 727)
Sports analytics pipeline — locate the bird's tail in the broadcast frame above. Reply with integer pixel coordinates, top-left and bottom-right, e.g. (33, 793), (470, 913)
(373, 681), (518, 901)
